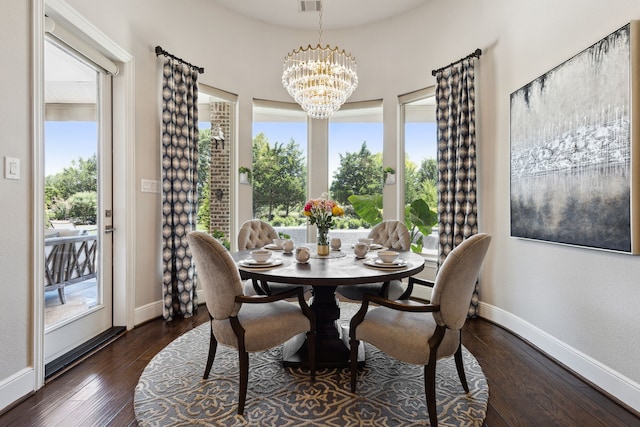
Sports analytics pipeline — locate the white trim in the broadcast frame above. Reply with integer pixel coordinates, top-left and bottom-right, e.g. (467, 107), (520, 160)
(32, 0), (46, 391)
(478, 301), (640, 412)
(44, 16), (118, 75)
(31, 0), (136, 395)
(0, 369), (35, 411)
(133, 289), (207, 326)
(133, 301), (163, 326)
(112, 58), (136, 329)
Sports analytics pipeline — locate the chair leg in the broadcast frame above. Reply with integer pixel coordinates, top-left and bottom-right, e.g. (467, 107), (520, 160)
(454, 340), (469, 393)
(306, 330), (316, 381)
(203, 328), (218, 380)
(424, 362), (439, 427)
(238, 349), (249, 415)
(349, 338), (359, 393)
(58, 285), (66, 304)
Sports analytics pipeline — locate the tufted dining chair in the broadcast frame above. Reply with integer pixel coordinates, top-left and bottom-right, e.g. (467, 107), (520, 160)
(337, 220), (411, 300)
(348, 233), (491, 427)
(237, 219), (279, 251)
(187, 231), (316, 415)
(237, 219), (311, 296)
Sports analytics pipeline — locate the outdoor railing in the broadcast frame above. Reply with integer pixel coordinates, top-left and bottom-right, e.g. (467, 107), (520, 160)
(44, 234), (98, 304)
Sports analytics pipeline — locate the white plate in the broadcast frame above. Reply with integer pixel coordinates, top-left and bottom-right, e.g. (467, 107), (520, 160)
(363, 258), (407, 268)
(238, 258), (283, 268)
(350, 244), (387, 251)
(263, 244), (283, 250)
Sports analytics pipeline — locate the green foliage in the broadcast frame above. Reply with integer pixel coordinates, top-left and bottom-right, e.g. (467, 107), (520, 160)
(348, 194), (437, 253)
(45, 155), (98, 225)
(347, 194), (383, 225)
(330, 142), (383, 205)
(211, 229), (230, 250)
(197, 181), (211, 233)
(45, 155), (97, 203)
(67, 191), (97, 224)
(333, 217), (365, 229)
(271, 215), (303, 227)
(197, 129), (211, 203)
(49, 198), (69, 221)
(405, 198), (438, 253)
(252, 133), (306, 219)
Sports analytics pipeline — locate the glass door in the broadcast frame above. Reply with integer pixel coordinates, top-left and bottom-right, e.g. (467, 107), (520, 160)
(43, 39), (114, 374)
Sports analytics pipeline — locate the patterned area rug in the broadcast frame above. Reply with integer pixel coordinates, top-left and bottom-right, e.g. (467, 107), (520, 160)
(134, 304), (488, 426)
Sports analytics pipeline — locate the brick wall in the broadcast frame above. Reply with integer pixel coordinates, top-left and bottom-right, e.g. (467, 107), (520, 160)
(208, 101), (231, 243)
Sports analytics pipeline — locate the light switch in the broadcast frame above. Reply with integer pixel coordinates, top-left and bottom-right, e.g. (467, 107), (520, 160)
(4, 157), (20, 180)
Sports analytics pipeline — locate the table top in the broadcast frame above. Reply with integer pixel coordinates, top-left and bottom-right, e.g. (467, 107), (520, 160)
(232, 246), (425, 286)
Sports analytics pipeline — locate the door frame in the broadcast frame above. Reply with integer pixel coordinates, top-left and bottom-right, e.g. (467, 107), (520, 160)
(33, 0), (136, 389)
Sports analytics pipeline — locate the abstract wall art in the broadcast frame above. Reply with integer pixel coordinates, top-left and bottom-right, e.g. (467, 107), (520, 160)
(510, 22), (640, 253)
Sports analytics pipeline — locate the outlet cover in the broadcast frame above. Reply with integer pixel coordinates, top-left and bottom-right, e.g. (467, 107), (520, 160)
(141, 179), (161, 193)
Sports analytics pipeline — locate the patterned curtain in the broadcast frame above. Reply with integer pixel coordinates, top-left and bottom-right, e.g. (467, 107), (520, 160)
(435, 57), (479, 317)
(161, 57), (199, 320)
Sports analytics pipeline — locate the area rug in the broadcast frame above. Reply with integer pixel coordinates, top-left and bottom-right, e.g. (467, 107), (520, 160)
(134, 304), (488, 426)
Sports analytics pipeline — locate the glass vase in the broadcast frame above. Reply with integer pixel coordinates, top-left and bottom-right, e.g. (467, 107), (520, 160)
(317, 227), (330, 256)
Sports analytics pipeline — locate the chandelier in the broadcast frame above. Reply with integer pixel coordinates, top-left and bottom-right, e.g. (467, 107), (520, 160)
(282, 1), (358, 119)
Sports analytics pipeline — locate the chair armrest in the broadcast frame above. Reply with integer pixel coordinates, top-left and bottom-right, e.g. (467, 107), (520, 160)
(236, 288), (315, 327)
(365, 293), (440, 313)
(398, 276), (436, 300)
(409, 277), (435, 288)
(350, 294), (440, 339)
(236, 287), (302, 303)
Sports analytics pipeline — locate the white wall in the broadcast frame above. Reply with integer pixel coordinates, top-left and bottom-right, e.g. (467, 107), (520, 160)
(1, 0), (639, 414)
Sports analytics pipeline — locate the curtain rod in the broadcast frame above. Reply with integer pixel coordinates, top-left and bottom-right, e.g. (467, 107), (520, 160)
(431, 48), (482, 76)
(155, 46), (204, 74)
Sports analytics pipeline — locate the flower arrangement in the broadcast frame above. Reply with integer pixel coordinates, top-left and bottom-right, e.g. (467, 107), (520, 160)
(302, 196), (344, 230)
(302, 195), (344, 254)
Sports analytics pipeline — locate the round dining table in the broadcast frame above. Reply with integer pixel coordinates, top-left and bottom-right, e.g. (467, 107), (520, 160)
(232, 245), (425, 369)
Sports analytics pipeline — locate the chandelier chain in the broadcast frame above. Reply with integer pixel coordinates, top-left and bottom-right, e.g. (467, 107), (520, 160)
(318, 1), (323, 45)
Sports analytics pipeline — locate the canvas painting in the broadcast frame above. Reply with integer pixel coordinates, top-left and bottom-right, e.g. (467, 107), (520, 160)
(510, 23), (639, 253)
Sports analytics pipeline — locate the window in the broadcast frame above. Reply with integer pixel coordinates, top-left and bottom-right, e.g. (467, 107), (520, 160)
(328, 102), (383, 246)
(252, 100), (308, 244)
(401, 88), (438, 254)
(197, 85), (237, 249)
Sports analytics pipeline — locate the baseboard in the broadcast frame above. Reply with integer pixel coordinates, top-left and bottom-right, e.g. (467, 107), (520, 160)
(0, 368), (34, 415)
(133, 289), (206, 326)
(133, 300), (163, 325)
(478, 301), (640, 413)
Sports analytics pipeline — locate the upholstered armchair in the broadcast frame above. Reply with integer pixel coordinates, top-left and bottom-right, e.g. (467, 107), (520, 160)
(237, 219), (311, 296)
(337, 220), (411, 300)
(349, 233), (491, 427)
(187, 231), (316, 414)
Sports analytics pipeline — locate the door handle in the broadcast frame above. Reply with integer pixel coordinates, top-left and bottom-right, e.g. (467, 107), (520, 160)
(105, 225), (115, 233)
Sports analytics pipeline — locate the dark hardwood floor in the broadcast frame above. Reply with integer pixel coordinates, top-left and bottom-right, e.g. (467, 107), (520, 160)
(1, 307), (637, 426)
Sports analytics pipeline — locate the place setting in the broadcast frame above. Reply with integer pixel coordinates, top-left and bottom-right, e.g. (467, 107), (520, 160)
(350, 237), (387, 251)
(362, 250), (408, 269)
(237, 249), (284, 269)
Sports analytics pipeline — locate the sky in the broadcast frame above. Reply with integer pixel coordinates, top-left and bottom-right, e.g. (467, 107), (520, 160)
(44, 120), (437, 179)
(45, 122), (97, 176)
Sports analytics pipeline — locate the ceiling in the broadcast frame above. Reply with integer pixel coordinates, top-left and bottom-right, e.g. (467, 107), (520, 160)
(212, 0), (431, 30)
